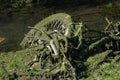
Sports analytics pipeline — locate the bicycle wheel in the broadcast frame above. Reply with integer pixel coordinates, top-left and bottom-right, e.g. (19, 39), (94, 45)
(20, 13), (72, 48)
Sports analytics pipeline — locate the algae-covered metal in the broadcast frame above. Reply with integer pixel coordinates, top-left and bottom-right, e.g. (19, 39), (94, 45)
(20, 13), (72, 49)
(19, 13), (82, 79)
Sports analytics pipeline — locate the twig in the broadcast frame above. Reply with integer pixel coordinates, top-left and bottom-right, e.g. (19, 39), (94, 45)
(82, 37), (110, 53)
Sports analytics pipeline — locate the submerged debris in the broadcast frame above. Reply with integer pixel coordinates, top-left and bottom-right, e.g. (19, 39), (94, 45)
(0, 13), (120, 79)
